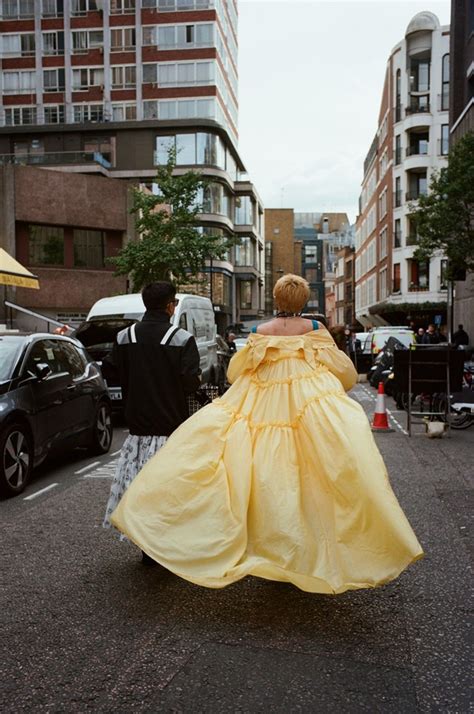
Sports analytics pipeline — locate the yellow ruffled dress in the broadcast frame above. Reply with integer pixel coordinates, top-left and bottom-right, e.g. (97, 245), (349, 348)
(111, 327), (423, 594)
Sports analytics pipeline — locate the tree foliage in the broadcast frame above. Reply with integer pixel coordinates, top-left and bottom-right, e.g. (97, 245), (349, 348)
(412, 131), (474, 277)
(111, 148), (231, 290)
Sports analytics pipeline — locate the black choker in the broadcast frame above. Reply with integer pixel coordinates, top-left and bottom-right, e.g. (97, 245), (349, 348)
(276, 311), (301, 318)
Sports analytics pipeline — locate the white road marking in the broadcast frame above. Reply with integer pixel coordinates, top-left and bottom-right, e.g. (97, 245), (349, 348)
(24, 483), (58, 501)
(75, 461), (101, 475)
(111, 449), (122, 457)
(83, 473), (114, 479)
(82, 459), (118, 480)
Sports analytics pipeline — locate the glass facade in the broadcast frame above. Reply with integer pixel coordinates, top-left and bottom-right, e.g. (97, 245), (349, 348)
(235, 196), (254, 225)
(234, 237), (255, 267)
(155, 132), (236, 177)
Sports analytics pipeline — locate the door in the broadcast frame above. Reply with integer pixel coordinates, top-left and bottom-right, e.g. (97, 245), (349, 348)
(57, 340), (97, 438)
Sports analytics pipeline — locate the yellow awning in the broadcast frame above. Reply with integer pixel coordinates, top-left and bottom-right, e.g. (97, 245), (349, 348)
(0, 248), (39, 290)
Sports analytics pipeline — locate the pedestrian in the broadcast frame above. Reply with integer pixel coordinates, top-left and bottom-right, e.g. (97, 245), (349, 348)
(225, 331), (237, 354)
(111, 274), (423, 593)
(416, 327), (425, 344)
(422, 324), (441, 345)
(102, 281), (201, 561)
(452, 324), (469, 348)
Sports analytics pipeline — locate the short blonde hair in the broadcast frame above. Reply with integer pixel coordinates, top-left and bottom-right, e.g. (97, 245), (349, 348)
(273, 274), (310, 313)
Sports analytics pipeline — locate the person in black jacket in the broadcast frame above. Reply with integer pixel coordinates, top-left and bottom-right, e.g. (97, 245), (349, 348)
(103, 281), (201, 558)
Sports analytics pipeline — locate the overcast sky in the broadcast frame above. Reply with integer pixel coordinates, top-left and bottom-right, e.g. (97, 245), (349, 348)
(237, 0), (451, 223)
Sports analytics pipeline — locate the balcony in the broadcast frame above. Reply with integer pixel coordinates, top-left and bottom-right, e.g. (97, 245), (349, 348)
(406, 144), (429, 157)
(406, 101), (430, 116)
(0, 151), (111, 170)
(406, 189), (428, 202)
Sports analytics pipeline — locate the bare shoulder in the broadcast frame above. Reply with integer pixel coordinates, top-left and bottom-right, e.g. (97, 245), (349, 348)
(256, 317), (316, 336)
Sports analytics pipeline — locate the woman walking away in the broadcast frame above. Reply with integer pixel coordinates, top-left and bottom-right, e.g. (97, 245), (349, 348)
(112, 274), (423, 594)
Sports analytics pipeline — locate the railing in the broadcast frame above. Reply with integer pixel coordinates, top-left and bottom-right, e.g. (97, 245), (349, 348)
(0, 150), (111, 170)
(406, 190), (427, 201)
(408, 284), (429, 292)
(406, 102), (430, 116)
(406, 233), (419, 246)
(406, 145), (429, 157)
(143, 0), (215, 9)
(393, 190), (403, 208)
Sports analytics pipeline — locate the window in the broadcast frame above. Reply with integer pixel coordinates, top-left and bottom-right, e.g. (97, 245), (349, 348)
(42, 0), (63, 16)
(157, 23), (213, 48)
(240, 280), (252, 310)
(42, 31), (64, 55)
(395, 135), (401, 165)
(235, 196), (254, 226)
(73, 229), (105, 268)
(440, 259), (448, 290)
(158, 98), (214, 120)
(394, 219), (402, 248)
(73, 104), (104, 122)
(1, 0), (34, 18)
(380, 227), (388, 259)
(200, 182), (230, 217)
(144, 100), (158, 119)
(441, 54), (449, 111)
(28, 225), (64, 265)
(110, 0), (135, 13)
(3, 71), (35, 94)
(407, 173), (428, 201)
(304, 244), (317, 263)
(111, 27), (136, 51)
(72, 30), (103, 53)
(111, 103), (136, 121)
(196, 132), (225, 167)
(111, 66), (136, 88)
(441, 124), (449, 156)
(235, 237), (255, 267)
(157, 61), (214, 86)
(395, 69), (401, 122)
(71, 0), (97, 14)
(410, 59), (430, 93)
(0, 33), (35, 57)
(305, 268), (317, 283)
(5, 106), (36, 126)
(59, 342), (87, 379)
(72, 67), (104, 90)
(44, 69), (65, 92)
(395, 176), (402, 208)
(379, 268), (388, 300)
(409, 260), (430, 290)
(24, 339), (68, 377)
(44, 105), (64, 123)
(143, 64), (158, 84)
(378, 189), (387, 219)
(393, 263), (401, 292)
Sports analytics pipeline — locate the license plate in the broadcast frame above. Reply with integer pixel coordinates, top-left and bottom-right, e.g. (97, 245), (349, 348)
(109, 389), (122, 401)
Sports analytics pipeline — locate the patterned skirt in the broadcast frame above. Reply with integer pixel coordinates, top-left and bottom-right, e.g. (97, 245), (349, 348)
(103, 434), (168, 540)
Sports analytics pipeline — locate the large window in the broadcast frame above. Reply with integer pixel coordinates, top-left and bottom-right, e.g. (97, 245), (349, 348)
(71, 0), (97, 14)
(235, 196), (254, 226)
(200, 182), (231, 217)
(111, 66), (136, 88)
(111, 103), (136, 121)
(395, 69), (401, 122)
(393, 263), (401, 293)
(44, 105), (65, 124)
(235, 237), (255, 267)
(73, 229), (105, 268)
(157, 61), (214, 87)
(1, 0), (34, 18)
(410, 58), (430, 93)
(394, 219), (402, 248)
(42, 31), (64, 55)
(158, 98), (214, 120)
(110, 0), (135, 12)
(5, 106), (36, 126)
(72, 67), (104, 90)
(304, 244), (317, 263)
(111, 27), (135, 51)
(0, 33), (35, 56)
(156, 23), (214, 48)
(240, 280), (252, 310)
(72, 30), (103, 53)
(2, 71), (35, 94)
(155, 132), (226, 168)
(441, 54), (449, 111)
(44, 68), (65, 92)
(29, 225), (64, 266)
(73, 104), (104, 122)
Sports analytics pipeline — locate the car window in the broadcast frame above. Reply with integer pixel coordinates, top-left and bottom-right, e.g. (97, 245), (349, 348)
(179, 313), (187, 330)
(59, 342), (88, 379)
(24, 339), (67, 377)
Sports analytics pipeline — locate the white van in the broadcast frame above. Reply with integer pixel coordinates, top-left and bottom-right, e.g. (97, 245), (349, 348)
(74, 293), (219, 405)
(370, 327), (415, 355)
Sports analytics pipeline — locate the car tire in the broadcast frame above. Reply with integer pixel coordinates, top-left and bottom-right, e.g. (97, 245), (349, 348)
(89, 401), (113, 455)
(0, 422), (33, 498)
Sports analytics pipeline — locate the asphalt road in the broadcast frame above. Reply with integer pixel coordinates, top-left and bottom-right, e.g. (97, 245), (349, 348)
(1, 390), (472, 713)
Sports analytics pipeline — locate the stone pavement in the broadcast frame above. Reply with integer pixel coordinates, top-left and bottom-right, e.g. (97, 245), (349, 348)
(0, 388), (472, 713)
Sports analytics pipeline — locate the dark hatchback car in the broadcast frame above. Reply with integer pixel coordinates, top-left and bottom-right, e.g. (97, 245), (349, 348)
(0, 332), (113, 497)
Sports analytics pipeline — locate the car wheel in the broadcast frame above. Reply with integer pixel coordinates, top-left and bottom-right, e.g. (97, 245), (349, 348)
(89, 401), (113, 455)
(0, 423), (33, 497)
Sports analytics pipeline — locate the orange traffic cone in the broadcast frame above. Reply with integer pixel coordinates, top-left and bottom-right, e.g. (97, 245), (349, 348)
(371, 382), (394, 432)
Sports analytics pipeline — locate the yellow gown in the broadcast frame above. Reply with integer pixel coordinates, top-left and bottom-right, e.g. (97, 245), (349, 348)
(111, 327), (423, 594)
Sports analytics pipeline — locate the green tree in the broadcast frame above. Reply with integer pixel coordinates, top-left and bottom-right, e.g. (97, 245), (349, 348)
(412, 131), (474, 278)
(112, 147), (230, 290)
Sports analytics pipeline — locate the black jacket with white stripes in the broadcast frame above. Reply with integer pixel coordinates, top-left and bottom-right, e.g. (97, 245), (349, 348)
(111, 309), (201, 436)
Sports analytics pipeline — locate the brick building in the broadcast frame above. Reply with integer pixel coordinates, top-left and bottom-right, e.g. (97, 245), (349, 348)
(264, 208), (302, 315)
(334, 246), (355, 327)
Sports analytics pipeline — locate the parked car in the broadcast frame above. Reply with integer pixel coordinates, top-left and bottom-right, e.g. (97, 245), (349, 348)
(73, 292), (219, 409)
(0, 332), (113, 497)
(370, 327), (415, 355)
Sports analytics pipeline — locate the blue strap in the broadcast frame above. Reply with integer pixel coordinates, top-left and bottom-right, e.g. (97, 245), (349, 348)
(312, 320), (319, 330)
(251, 326), (257, 333)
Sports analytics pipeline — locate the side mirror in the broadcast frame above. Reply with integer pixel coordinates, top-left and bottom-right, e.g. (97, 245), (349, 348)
(35, 362), (52, 381)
